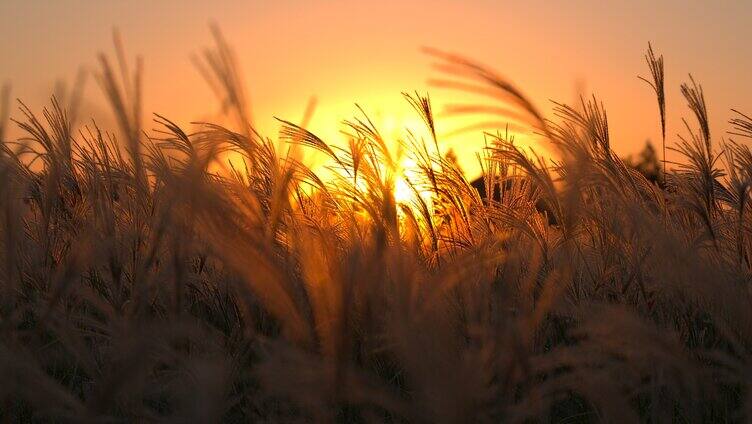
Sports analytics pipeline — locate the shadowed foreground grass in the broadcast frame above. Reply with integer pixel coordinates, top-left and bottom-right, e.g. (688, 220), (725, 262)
(2, 33), (752, 423)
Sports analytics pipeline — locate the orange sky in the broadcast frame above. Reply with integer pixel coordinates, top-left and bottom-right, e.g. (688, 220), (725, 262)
(2, 0), (751, 179)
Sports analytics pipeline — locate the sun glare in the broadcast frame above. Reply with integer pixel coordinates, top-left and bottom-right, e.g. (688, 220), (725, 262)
(393, 177), (414, 204)
(392, 157), (433, 213)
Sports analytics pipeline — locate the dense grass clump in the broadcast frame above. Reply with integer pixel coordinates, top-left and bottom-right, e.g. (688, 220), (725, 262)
(2, 31), (752, 423)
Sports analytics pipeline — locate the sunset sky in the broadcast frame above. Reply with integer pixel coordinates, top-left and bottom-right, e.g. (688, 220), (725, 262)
(2, 0), (751, 178)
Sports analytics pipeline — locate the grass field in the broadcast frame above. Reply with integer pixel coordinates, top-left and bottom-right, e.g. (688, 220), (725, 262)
(1, 31), (752, 422)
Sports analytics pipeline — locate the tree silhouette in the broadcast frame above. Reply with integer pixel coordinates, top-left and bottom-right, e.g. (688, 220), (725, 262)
(625, 141), (663, 185)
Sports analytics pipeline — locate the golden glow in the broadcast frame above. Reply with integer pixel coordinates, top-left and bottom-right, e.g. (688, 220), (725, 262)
(393, 158), (432, 208)
(393, 177), (413, 205)
(4, 0), (749, 179)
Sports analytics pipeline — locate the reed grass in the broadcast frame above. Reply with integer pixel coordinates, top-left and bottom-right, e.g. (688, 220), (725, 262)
(0, 32), (751, 423)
